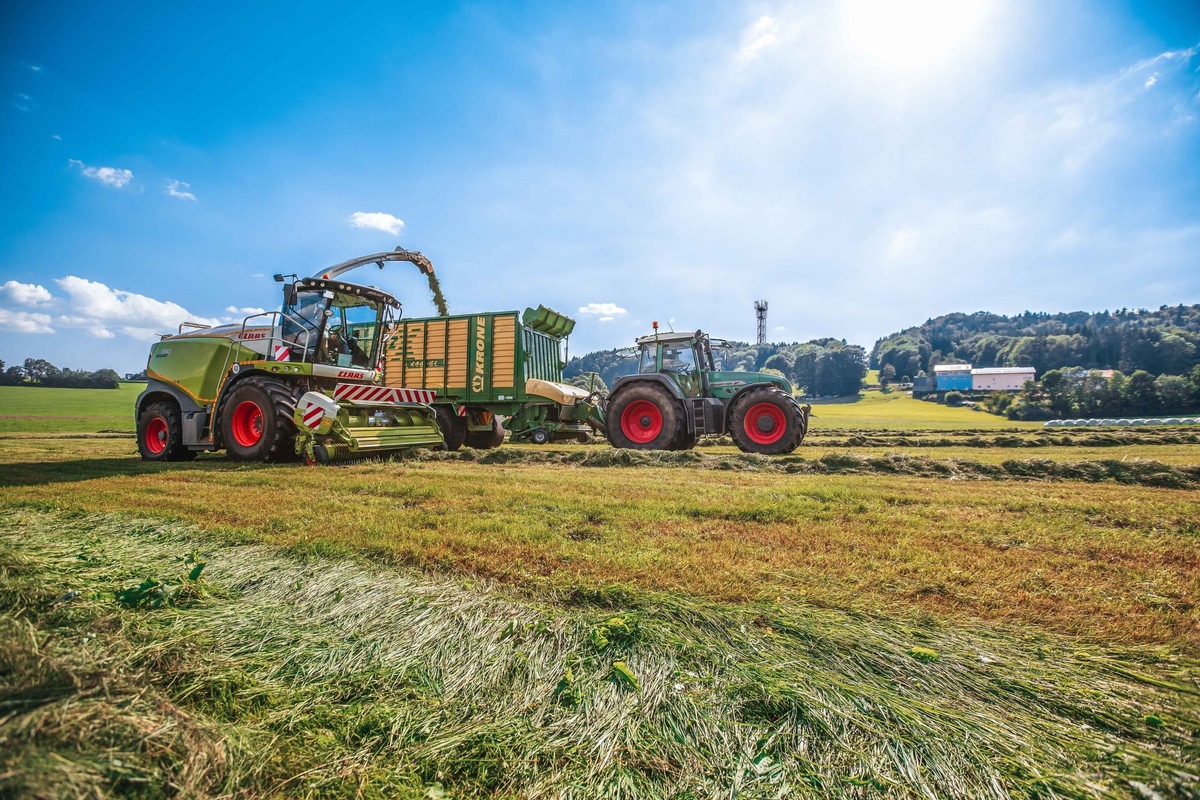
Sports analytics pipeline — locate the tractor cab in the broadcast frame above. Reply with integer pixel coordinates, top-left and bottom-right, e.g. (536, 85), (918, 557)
(279, 277), (399, 369)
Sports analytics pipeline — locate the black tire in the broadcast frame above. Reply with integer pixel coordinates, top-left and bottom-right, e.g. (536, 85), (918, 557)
(575, 433), (590, 444)
(605, 383), (683, 450)
(729, 387), (805, 455)
(530, 428), (550, 445)
(464, 416), (505, 449)
(217, 377), (299, 462)
(137, 401), (197, 462)
(435, 406), (467, 451)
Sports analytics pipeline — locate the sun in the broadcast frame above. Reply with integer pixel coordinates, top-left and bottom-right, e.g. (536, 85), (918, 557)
(839, 0), (995, 72)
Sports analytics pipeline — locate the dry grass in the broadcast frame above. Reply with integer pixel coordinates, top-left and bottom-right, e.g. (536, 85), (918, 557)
(2, 437), (1198, 649)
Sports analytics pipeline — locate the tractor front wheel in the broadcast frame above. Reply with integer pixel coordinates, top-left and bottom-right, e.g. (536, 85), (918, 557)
(137, 401), (197, 462)
(606, 383), (682, 450)
(218, 377), (299, 461)
(435, 407), (467, 452)
(729, 388), (806, 455)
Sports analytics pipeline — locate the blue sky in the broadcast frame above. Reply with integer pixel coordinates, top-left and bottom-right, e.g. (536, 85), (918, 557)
(2, 1), (1199, 374)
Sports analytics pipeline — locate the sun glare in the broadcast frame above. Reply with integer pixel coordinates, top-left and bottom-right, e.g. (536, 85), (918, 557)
(840, 0), (994, 72)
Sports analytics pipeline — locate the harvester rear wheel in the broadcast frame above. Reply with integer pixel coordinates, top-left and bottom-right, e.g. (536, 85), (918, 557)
(137, 401), (197, 462)
(606, 383), (682, 451)
(218, 377), (299, 462)
(464, 416), (505, 449)
(435, 407), (466, 452)
(729, 387), (805, 455)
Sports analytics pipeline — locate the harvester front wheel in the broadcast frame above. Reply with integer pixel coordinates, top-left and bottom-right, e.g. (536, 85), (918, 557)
(137, 401), (196, 462)
(219, 377), (298, 462)
(606, 383), (682, 450)
(435, 407), (466, 452)
(464, 416), (505, 449)
(729, 388), (805, 455)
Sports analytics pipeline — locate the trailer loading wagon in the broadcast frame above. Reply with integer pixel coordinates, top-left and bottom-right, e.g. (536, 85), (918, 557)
(382, 305), (602, 449)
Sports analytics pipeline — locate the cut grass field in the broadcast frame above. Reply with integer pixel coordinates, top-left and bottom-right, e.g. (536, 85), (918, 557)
(0, 382), (143, 433)
(2, 387), (1198, 799)
(810, 390), (1043, 430)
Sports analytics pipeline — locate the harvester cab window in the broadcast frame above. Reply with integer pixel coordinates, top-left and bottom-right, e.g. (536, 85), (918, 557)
(328, 300), (379, 368)
(281, 290), (329, 361)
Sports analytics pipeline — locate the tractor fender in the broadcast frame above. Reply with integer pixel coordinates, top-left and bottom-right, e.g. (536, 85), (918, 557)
(609, 373), (687, 403)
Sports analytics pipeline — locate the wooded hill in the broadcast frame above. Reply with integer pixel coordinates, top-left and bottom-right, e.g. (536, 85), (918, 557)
(871, 305), (1200, 379)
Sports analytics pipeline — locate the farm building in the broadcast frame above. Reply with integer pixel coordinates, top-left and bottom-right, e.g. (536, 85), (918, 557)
(971, 367), (1036, 392)
(933, 364), (973, 391)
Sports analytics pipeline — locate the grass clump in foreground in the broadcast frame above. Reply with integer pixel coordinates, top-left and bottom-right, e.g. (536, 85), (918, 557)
(2, 511), (1198, 799)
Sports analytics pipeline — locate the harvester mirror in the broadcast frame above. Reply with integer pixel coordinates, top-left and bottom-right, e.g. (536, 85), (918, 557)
(273, 273), (285, 282)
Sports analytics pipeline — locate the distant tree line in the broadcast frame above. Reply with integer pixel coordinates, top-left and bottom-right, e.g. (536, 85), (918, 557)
(980, 366), (1200, 421)
(872, 305), (1200, 379)
(565, 338), (868, 397)
(0, 358), (123, 389)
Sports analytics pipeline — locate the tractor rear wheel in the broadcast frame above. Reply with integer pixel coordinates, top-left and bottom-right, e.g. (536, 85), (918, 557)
(606, 383), (682, 450)
(137, 401), (197, 462)
(435, 407), (467, 452)
(464, 416), (505, 449)
(729, 388), (805, 455)
(218, 377), (299, 462)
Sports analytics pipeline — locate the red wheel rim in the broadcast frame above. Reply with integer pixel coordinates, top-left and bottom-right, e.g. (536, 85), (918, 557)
(744, 402), (786, 445)
(145, 417), (168, 454)
(620, 399), (663, 444)
(230, 400), (265, 447)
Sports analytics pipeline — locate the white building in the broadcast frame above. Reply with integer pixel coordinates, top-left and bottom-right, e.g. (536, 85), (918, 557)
(971, 367), (1036, 392)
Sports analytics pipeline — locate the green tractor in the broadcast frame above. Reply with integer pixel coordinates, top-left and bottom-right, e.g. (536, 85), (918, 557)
(135, 248), (444, 464)
(604, 329), (810, 454)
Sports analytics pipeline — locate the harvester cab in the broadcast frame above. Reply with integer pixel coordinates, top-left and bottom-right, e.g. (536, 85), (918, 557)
(135, 247), (444, 464)
(603, 328), (811, 454)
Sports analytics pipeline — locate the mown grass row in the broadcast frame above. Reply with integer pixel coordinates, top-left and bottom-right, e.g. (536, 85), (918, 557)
(2, 511), (1197, 799)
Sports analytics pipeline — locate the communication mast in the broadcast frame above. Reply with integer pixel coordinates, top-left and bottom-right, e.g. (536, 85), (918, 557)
(754, 300), (768, 345)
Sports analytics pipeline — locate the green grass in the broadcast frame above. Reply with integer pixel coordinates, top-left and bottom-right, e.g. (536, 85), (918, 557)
(0, 382), (143, 432)
(3, 511), (1197, 799)
(2, 388), (1199, 798)
(809, 390), (1041, 431)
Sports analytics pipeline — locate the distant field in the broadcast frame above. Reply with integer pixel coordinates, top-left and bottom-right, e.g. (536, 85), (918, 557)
(809, 389), (1041, 430)
(0, 382), (142, 433)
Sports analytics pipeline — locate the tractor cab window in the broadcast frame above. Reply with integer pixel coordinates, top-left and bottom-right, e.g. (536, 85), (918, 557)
(326, 299), (382, 368)
(661, 344), (696, 375)
(638, 345), (657, 374)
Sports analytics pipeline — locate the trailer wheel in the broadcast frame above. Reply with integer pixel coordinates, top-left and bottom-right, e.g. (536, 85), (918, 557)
(530, 428), (550, 445)
(218, 377), (299, 462)
(435, 407), (466, 452)
(137, 401), (197, 462)
(606, 383), (682, 450)
(464, 416), (505, 449)
(729, 388), (805, 455)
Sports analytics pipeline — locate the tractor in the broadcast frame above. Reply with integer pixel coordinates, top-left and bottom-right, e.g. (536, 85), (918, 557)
(135, 248), (444, 464)
(604, 328), (810, 454)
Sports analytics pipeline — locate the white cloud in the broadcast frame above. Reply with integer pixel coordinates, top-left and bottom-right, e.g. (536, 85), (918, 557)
(52, 276), (220, 340)
(349, 211), (405, 235)
(739, 16), (779, 60)
(0, 309), (55, 334)
(165, 179), (196, 200)
(69, 160), (133, 189)
(51, 134), (62, 141)
(1, 280), (55, 307)
(885, 229), (921, 262)
(1144, 74), (1158, 89)
(578, 302), (628, 323)
(13, 93), (35, 112)
(29, 64), (43, 73)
